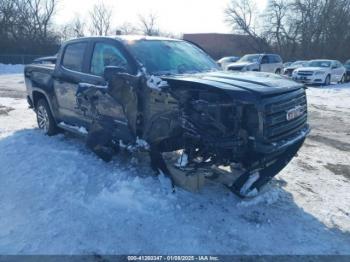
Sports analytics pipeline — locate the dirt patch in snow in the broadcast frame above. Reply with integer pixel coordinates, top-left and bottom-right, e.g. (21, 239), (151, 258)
(296, 159), (318, 172)
(324, 163), (350, 180)
(308, 134), (350, 152)
(0, 105), (14, 115)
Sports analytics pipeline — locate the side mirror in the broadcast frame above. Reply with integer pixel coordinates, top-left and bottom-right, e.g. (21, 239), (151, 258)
(104, 66), (127, 82)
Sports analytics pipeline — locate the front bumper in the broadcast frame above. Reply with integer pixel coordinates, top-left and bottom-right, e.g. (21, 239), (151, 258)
(293, 74), (325, 84)
(254, 124), (310, 154)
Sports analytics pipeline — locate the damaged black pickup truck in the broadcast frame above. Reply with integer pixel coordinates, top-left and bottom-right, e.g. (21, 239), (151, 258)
(24, 36), (310, 198)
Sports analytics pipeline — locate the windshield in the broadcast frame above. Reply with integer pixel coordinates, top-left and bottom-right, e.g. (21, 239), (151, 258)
(238, 54), (261, 63)
(308, 60), (331, 68)
(291, 61), (307, 66)
(126, 40), (219, 75)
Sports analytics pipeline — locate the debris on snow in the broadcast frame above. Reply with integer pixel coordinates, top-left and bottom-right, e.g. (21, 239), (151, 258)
(119, 137), (150, 152)
(136, 137), (150, 150)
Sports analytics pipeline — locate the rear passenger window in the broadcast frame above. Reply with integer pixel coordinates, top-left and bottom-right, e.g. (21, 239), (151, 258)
(270, 55), (281, 63)
(62, 42), (87, 72)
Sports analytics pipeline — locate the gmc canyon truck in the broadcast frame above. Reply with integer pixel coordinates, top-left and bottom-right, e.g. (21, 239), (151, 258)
(24, 36), (310, 198)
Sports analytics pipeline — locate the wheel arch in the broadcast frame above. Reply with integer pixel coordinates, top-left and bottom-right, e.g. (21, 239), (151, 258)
(32, 91), (47, 109)
(32, 90), (59, 124)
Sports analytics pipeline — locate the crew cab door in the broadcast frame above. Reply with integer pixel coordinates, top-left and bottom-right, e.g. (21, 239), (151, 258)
(53, 41), (90, 125)
(75, 39), (140, 138)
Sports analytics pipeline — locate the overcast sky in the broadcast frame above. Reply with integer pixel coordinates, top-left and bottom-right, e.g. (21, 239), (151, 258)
(55, 0), (267, 35)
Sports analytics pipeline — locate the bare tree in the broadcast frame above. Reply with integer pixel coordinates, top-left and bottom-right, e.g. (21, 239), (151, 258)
(117, 22), (139, 35)
(263, 0), (299, 57)
(89, 1), (112, 36)
(225, 0), (270, 51)
(0, 0), (59, 56)
(71, 17), (86, 37)
(138, 12), (159, 36)
(60, 17), (86, 41)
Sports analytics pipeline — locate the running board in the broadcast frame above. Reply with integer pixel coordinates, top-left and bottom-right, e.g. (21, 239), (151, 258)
(57, 122), (88, 137)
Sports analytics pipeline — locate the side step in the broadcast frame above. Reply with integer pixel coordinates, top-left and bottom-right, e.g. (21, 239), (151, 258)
(57, 122), (89, 137)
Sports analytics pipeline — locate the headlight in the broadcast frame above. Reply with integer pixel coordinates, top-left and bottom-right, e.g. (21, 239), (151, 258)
(315, 71), (325, 76)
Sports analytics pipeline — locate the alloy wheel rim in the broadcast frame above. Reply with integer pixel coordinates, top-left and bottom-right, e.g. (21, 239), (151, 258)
(37, 105), (49, 132)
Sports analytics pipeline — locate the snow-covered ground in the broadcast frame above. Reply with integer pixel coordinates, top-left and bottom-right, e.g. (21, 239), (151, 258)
(0, 64), (24, 75)
(0, 75), (350, 255)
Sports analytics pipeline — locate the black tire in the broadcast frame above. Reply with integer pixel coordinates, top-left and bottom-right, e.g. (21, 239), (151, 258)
(339, 74), (345, 84)
(275, 68), (281, 74)
(324, 75), (331, 86)
(36, 99), (59, 136)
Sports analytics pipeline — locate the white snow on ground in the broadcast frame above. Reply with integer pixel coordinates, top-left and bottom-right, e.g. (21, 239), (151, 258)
(0, 64), (24, 75)
(0, 76), (350, 255)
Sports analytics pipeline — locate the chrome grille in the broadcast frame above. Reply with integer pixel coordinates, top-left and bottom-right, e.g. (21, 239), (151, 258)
(263, 88), (308, 142)
(297, 71), (313, 76)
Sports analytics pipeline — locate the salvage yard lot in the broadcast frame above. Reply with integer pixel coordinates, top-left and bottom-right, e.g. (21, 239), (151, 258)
(0, 74), (349, 254)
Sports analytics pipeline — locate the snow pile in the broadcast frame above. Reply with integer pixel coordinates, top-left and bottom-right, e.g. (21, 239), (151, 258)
(0, 64), (24, 75)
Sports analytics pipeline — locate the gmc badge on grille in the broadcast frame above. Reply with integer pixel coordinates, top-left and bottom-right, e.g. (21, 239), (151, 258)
(286, 106), (303, 121)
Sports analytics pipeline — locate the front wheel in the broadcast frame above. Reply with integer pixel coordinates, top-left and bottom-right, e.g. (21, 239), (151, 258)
(339, 74), (345, 84)
(36, 99), (59, 136)
(324, 75), (331, 86)
(275, 68), (281, 74)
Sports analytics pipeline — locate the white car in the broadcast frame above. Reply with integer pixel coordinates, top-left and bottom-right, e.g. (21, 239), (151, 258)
(217, 56), (240, 70)
(292, 60), (346, 85)
(226, 54), (283, 74)
(283, 60), (308, 77)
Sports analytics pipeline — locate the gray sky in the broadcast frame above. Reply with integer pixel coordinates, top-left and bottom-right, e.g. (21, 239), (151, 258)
(55, 0), (267, 34)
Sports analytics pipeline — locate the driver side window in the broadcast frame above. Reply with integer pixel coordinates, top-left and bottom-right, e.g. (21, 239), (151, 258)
(90, 42), (130, 76)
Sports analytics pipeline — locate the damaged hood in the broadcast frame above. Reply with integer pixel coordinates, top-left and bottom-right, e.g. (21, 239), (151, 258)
(162, 71), (303, 96)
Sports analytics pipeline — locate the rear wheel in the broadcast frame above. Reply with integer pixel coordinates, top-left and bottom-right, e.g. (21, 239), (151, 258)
(339, 74), (345, 84)
(275, 68), (281, 74)
(36, 99), (59, 136)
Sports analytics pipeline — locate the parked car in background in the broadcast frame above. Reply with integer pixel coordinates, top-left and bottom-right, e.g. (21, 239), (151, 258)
(32, 55), (57, 65)
(293, 60), (346, 85)
(283, 60), (308, 78)
(227, 54), (283, 74)
(344, 59), (350, 82)
(283, 62), (293, 68)
(217, 56), (240, 70)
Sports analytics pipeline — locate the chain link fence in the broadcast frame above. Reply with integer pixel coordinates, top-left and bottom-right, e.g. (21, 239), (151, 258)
(0, 54), (44, 65)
